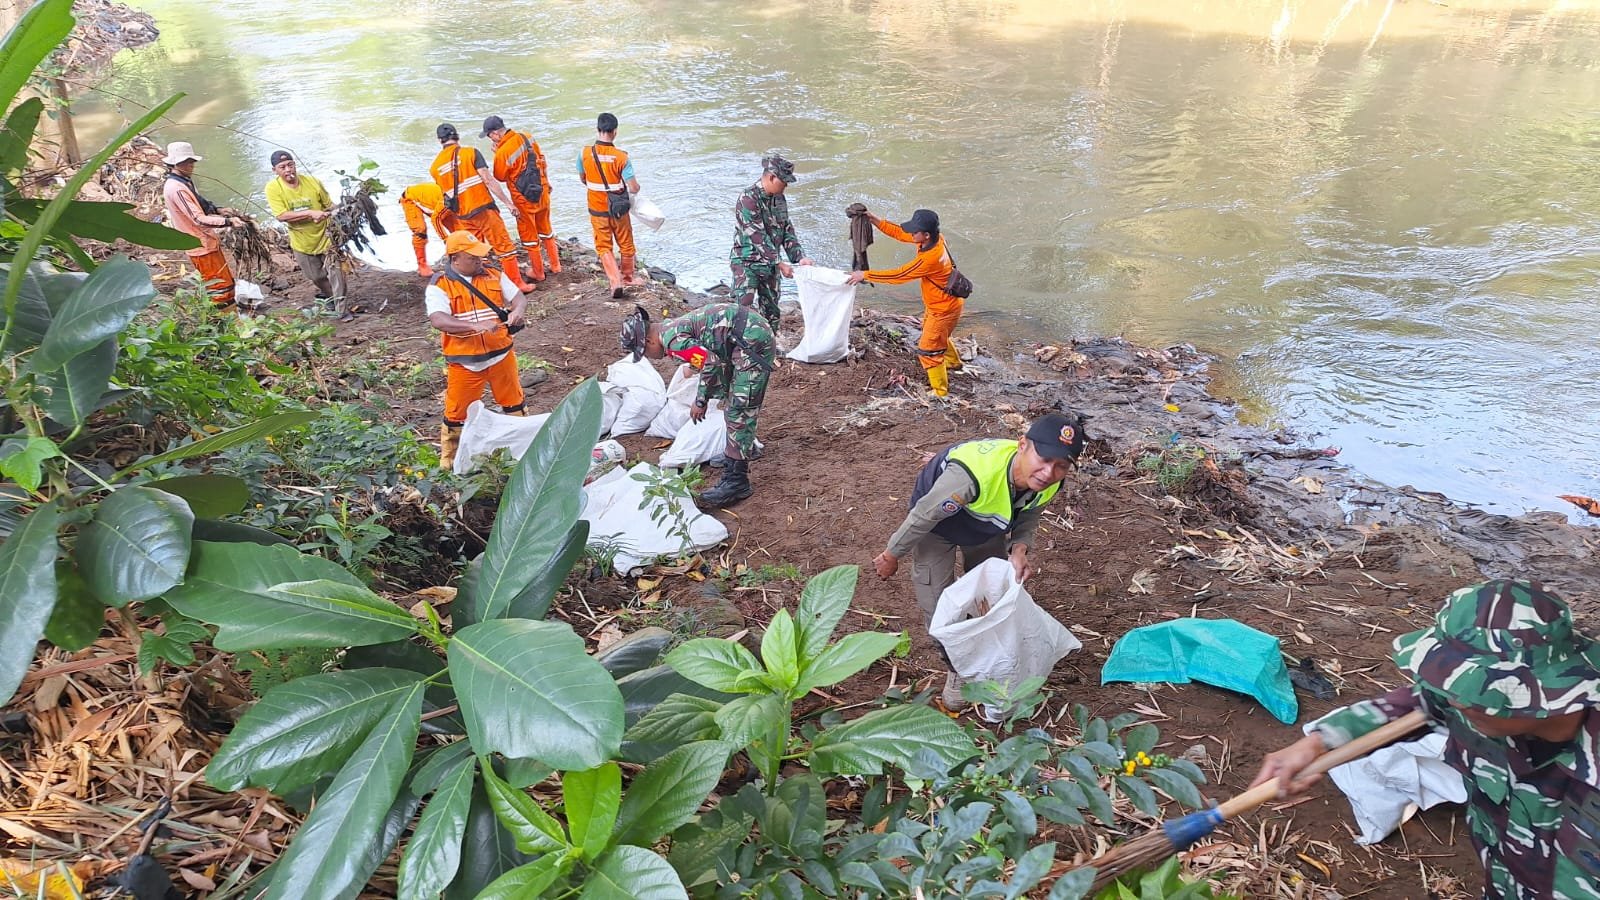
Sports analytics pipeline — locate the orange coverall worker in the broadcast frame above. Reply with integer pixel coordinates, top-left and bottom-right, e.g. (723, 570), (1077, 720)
(399, 182), (458, 277)
(162, 172), (236, 309)
(578, 141), (641, 291)
(424, 250), (527, 466)
(491, 129), (559, 281)
(431, 141), (534, 292)
(862, 220), (963, 396)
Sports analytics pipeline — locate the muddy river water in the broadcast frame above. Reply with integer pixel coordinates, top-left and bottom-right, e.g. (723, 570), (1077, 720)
(80, 0), (1600, 517)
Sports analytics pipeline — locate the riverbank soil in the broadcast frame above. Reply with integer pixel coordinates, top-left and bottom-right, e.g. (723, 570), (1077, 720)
(286, 247), (1593, 896)
(5, 234), (1595, 897)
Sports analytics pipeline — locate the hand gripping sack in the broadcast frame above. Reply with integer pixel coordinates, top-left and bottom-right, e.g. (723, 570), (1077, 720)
(659, 404), (725, 467)
(928, 558), (1082, 720)
(787, 265), (856, 364)
(605, 355), (667, 437)
(647, 364), (699, 438)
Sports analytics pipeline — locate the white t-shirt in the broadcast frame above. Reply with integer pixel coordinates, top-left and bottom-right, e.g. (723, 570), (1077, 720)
(425, 272), (523, 371)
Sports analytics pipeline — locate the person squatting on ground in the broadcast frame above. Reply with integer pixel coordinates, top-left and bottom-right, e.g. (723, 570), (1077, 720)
(430, 123), (535, 293)
(1251, 579), (1600, 900)
(874, 413), (1087, 709)
(426, 230), (529, 467)
(579, 113), (645, 298)
(620, 302), (775, 508)
(399, 182), (458, 278)
(161, 141), (247, 312)
(847, 207), (964, 398)
(483, 115), (561, 282)
(265, 150), (350, 320)
(729, 154), (812, 325)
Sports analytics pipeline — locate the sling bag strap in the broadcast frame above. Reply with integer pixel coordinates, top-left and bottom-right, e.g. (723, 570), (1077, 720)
(449, 148), (462, 212)
(591, 145), (632, 218)
(729, 304), (774, 372)
(444, 264), (520, 331)
(942, 243), (974, 299)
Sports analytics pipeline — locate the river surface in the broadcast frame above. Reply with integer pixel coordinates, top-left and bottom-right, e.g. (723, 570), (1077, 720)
(79, 0), (1600, 518)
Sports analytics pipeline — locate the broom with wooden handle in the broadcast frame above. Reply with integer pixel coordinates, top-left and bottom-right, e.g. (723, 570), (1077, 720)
(1068, 709), (1431, 890)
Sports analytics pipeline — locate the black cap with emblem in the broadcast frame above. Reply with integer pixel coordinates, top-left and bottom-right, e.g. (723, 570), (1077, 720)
(1026, 412), (1087, 461)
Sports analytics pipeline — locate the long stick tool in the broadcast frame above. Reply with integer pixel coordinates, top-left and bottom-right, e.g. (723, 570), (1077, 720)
(1072, 709), (1429, 889)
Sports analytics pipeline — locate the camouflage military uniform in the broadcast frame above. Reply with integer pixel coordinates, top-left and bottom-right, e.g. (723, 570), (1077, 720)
(1313, 581), (1600, 900)
(660, 302), (774, 458)
(729, 182), (804, 326)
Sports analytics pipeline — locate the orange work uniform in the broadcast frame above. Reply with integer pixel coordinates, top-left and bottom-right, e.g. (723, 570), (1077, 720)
(400, 182), (458, 275)
(431, 143), (519, 278)
(579, 141), (635, 259)
(491, 130), (558, 278)
(428, 268), (526, 425)
(863, 221), (963, 372)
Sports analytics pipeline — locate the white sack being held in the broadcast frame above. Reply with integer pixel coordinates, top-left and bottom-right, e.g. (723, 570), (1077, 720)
(451, 401), (550, 476)
(605, 355), (667, 437)
(787, 265), (856, 364)
(929, 558), (1082, 721)
(647, 364), (700, 439)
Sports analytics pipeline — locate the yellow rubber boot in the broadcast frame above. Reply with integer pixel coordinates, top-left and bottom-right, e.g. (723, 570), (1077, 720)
(440, 423), (462, 468)
(945, 342), (964, 372)
(926, 364), (949, 398)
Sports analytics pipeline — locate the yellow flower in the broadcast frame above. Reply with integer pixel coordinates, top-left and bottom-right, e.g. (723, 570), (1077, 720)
(1124, 760), (1137, 775)
(1137, 752), (1152, 765)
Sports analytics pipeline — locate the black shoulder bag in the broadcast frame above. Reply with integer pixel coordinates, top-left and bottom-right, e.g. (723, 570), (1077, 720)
(944, 244), (974, 299)
(591, 145), (632, 219)
(514, 134), (544, 203)
(443, 149), (461, 214)
(445, 265), (524, 334)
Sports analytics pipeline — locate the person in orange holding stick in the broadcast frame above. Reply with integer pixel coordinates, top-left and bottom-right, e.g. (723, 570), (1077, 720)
(425, 230), (529, 467)
(483, 115), (560, 282)
(430, 123), (536, 293)
(398, 182), (458, 278)
(847, 207), (966, 398)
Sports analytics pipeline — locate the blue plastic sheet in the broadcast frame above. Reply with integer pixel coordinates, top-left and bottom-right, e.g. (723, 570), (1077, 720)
(1100, 618), (1299, 724)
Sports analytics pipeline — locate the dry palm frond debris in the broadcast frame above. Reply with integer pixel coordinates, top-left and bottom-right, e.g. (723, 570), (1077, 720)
(219, 217), (276, 278)
(1166, 524), (1328, 584)
(329, 182), (387, 258)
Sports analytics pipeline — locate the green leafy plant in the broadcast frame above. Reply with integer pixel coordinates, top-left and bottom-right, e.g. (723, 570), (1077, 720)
(299, 504), (392, 580)
(962, 675), (1050, 729)
(738, 562), (803, 587)
(1093, 857), (1241, 900)
(1135, 440), (1207, 493)
(632, 464), (705, 558)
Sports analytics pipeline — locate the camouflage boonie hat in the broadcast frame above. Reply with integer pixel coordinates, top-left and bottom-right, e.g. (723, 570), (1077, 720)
(1392, 579), (1600, 718)
(762, 155), (796, 184)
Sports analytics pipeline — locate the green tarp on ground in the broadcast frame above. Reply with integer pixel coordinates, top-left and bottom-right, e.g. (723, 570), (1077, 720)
(1100, 618), (1299, 724)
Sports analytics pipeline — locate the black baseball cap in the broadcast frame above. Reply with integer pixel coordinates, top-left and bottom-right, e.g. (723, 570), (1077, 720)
(899, 208), (940, 234)
(437, 123), (458, 141)
(269, 150), (293, 166)
(481, 115), (505, 137)
(1025, 412), (1087, 461)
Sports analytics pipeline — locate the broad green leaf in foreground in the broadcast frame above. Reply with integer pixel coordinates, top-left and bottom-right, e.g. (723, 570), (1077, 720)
(164, 541), (415, 650)
(31, 257), (156, 371)
(264, 681), (424, 900)
(807, 704), (976, 776)
(207, 668), (426, 793)
(612, 740), (731, 847)
(564, 762), (621, 861)
(396, 754), (476, 900)
(0, 502), (60, 705)
(577, 845), (688, 900)
(479, 753), (565, 855)
(448, 618), (622, 769)
(795, 565), (860, 661)
(664, 638), (762, 694)
(77, 486), (193, 605)
(794, 630), (904, 697)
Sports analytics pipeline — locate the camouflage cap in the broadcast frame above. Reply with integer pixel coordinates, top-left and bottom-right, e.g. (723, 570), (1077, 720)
(762, 155), (796, 184)
(1392, 579), (1600, 718)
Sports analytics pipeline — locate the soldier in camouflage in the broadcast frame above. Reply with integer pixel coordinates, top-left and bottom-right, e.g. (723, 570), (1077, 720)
(1251, 579), (1600, 899)
(620, 303), (775, 508)
(729, 155), (812, 326)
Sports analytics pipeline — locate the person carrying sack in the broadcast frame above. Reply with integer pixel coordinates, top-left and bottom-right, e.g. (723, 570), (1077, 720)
(578, 112), (645, 298)
(846, 207), (972, 398)
(425, 230), (530, 467)
(873, 412), (1087, 709)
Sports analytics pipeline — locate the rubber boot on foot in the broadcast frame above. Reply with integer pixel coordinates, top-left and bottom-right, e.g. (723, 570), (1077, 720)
(621, 254), (648, 286)
(413, 243), (433, 278)
(504, 257), (536, 293)
(926, 363), (949, 398)
(523, 244), (545, 282)
(945, 342), (964, 372)
(440, 423), (462, 470)
(541, 237), (563, 274)
(697, 459), (753, 508)
(599, 252), (625, 299)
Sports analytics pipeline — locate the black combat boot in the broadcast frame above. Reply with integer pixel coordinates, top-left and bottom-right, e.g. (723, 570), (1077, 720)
(697, 459), (753, 508)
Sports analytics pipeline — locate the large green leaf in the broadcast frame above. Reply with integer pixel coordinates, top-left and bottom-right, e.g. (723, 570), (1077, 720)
(475, 855), (567, 900)
(663, 638), (762, 694)
(396, 755), (476, 900)
(6, 199), (199, 251)
(190, 519), (294, 547)
(759, 609), (800, 695)
(114, 411), (317, 479)
(595, 626), (672, 678)
(711, 693), (784, 751)
(1143, 766), (1206, 810)
(264, 681), (424, 900)
(0, 266), (53, 358)
(0, 501), (59, 705)
(43, 562), (102, 651)
(444, 783), (532, 899)
(475, 380), (600, 621)
(30, 257), (155, 372)
(145, 474), (249, 519)
(794, 565), (859, 662)
(0, 97), (44, 176)
(458, 520), (591, 628)
(164, 542), (414, 650)
(479, 753), (566, 854)
(564, 762), (621, 861)
(448, 618), (623, 770)
(807, 704), (976, 777)
(344, 639), (462, 735)
(39, 336), (114, 428)
(0, 0), (73, 106)
(578, 845), (687, 900)
(77, 486), (193, 606)
(793, 631), (903, 697)
(612, 741), (731, 847)
(207, 668), (426, 793)
(620, 693), (722, 764)
(616, 663), (733, 728)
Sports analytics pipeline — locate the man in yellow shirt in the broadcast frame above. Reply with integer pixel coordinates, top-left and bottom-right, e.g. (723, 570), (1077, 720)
(265, 150), (350, 321)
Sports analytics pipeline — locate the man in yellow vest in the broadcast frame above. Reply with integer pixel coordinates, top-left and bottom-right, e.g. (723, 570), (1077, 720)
(426, 230), (529, 467)
(873, 412), (1087, 708)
